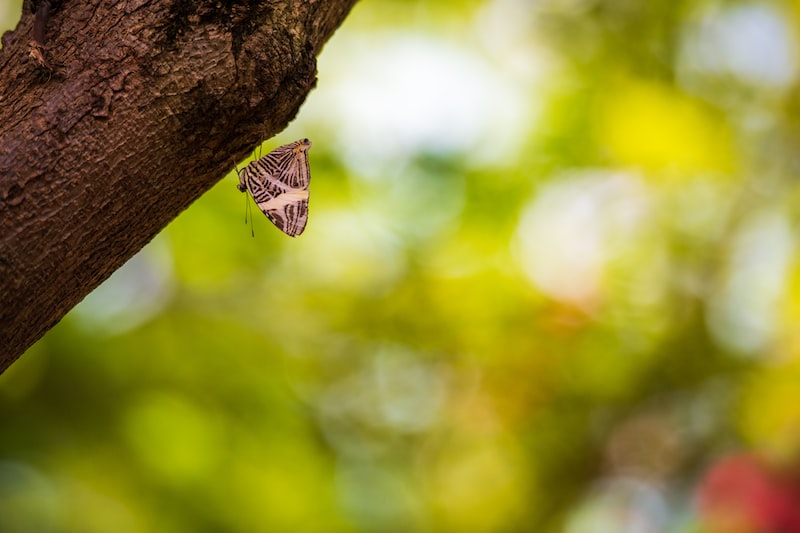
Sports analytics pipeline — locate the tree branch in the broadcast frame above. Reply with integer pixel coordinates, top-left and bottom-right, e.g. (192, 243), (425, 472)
(0, 0), (358, 373)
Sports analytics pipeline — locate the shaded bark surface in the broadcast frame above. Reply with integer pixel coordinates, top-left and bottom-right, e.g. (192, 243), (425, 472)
(0, 0), (358, 373)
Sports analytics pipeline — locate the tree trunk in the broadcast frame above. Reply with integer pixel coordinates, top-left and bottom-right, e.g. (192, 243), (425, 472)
(0, 0), (358, 373)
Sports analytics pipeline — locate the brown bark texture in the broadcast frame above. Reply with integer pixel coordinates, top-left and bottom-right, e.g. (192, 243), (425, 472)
(0, 0), (358, 373)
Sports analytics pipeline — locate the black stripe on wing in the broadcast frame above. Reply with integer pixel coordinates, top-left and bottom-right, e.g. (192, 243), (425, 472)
(263, 199), (308, 237)
(254, 142), (311, 189)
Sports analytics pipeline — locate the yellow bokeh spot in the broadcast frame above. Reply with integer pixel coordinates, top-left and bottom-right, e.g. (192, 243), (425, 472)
(428, 438), (529, 531)
(739, 363), (800, 464)
(597, 79), (735, 174)
(120, 392), (222, 485)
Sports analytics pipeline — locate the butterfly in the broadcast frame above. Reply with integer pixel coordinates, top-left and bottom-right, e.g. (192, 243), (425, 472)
(236, 138), (312, 237)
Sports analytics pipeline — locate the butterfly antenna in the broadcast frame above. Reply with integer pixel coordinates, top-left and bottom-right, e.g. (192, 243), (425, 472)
(248, 198), (255, 238)
(243, 187), (249, 224)
(242, 193), (255, 238)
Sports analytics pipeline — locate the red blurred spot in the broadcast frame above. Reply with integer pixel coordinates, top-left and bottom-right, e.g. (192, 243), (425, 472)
(697, 454), (800, 533)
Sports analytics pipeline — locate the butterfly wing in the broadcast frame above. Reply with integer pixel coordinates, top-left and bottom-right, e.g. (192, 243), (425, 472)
(253, 188), (308, 237)
(253, 139), (311, 189)
(240, 139), (312, 237)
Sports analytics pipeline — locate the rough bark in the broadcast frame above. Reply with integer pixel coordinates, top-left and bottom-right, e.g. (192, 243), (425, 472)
(0, 0), (358, 373)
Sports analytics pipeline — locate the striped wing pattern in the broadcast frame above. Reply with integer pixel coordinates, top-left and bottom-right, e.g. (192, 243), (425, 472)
(238, 138), (312, 237)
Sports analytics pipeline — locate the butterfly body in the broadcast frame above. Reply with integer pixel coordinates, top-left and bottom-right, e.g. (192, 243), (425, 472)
(238, 138), (312, 237)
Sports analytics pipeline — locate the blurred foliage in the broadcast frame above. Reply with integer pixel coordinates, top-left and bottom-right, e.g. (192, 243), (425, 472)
(4, 0), (800, 531)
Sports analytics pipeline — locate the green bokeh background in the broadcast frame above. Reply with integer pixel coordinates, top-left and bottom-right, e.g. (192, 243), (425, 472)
(4, 0), (800, 531)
